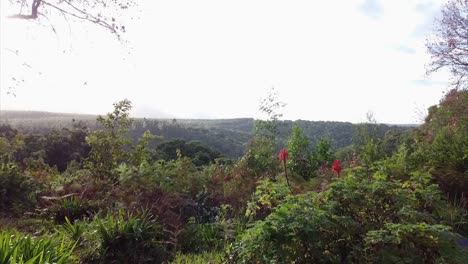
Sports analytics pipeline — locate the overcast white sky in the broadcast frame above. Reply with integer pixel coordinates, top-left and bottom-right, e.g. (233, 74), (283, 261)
(0, 0), (452, 124)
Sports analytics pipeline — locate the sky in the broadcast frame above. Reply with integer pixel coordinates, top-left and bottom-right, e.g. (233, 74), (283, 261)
(0, 0), (452, 124)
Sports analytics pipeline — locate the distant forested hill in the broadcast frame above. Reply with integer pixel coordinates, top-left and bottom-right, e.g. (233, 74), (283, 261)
(0, 110), (415, 157)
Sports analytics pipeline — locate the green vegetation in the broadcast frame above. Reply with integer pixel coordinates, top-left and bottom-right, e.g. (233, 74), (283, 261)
(0, 230), (76, 264)
(231, 171), (467, 263)
(0, 88), (466, 263)
(1, 110), (410, 158)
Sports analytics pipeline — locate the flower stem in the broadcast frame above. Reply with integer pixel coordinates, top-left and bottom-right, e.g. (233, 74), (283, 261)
(283, 160), (293, 194)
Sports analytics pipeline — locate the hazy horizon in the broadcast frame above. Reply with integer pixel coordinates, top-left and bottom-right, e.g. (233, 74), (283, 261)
(0, 109), (421, 126)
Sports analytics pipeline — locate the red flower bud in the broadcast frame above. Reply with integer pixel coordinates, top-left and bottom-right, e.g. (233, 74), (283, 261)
(279, 148), (289, 161)
(332, 159), (342, 176)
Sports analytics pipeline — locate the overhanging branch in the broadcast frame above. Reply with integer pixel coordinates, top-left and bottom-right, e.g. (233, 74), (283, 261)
(8, 0), (42, 19)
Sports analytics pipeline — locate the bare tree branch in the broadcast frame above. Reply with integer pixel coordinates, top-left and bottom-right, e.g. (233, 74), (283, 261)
(426, 0), (468, 90)
(6, 0), (135, 39)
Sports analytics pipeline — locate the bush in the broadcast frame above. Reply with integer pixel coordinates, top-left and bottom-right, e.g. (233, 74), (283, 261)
(231, 194), (353, 263)
(0, 156), (39, 211)
(50, 196), (97, 224)
(178, 205), (243, 255)
(245, 180), (290, 221)
(364, 223), (466, 263)
(178, 218), (224, 254)
(88, 209), (168, 263)
(229, 170), (468, 263)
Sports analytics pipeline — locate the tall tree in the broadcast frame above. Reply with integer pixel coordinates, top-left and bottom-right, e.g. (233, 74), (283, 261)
(286, 124), (313, 179)
(254, 87), (286, 141)
(426, 0), (468, 90)
(86, 99), (134, 178)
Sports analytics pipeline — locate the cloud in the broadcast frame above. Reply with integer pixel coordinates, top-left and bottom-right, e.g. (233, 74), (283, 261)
(414, 2), (435, 14)
(393, 45), (416, 54)
(360, 0), (384, 19)
(411, 2), (441, 39)
(410, 79), (448, 87)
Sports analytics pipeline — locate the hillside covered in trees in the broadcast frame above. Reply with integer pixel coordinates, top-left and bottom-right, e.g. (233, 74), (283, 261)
(1, 110), (411, 158)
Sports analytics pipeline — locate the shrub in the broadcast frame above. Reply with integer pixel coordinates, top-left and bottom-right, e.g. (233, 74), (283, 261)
(229, 170), (468, 263)
(51, 196), (97, 223)
(59, 217), (86, 242)
(286, 125), (314, 180)
(89, 209), (168, 263)
(245, 180), (290, 221)
(364, 223), (467, 263)
(178, 218), (224, 254)
(178, 205), (243, 255)
(0, 156), (39, 211)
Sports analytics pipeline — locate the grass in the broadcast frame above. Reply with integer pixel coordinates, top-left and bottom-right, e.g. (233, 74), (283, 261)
(171, 251), (224, 264)
(0, 230), (77, 264)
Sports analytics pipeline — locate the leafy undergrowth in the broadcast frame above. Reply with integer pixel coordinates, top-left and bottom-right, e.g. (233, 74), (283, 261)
(0, 230), (77, 264)
(229, 170), (468, 263)
(171, 251), (224, 264)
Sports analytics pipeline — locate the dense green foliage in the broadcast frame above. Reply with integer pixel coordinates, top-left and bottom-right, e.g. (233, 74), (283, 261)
(231, 170), (467, 263)
(286, 125), (314, 179)
(153, 139), (221, 166)
(2, 110), (410, 158)
(0, 90), (466, 263)
(0, 156), (39, 211)
(85, 99), (135, 179)
(411, 90), (468, 198)
(0, 230), (76, 264)
(90, 210), (167, 263)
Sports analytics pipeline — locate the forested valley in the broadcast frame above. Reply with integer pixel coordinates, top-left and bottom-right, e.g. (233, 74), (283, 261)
(0, 110), (411, 158)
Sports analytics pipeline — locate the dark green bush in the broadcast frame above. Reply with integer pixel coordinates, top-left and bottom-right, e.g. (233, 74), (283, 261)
(229, 170), (468, 263)
(0, 156), (39, 211)
(51, 197), (97, 223)
(364, 223), (466, 264)
(178, 218), (224, 254)
(178, 203), (244, 257)
(90, 210), (168, 263)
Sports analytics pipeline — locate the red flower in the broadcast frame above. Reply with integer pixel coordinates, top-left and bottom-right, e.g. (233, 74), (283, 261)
(332, 159), (342, 177)
(223, 175), (229, 182)
(279, 148), (293, 194)
(279, 148), (289, 161)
